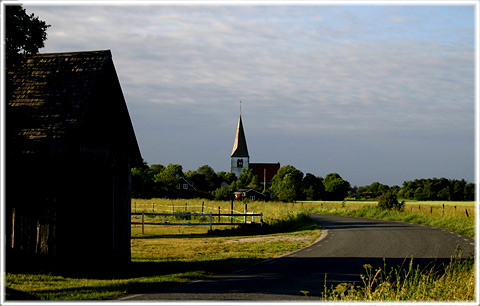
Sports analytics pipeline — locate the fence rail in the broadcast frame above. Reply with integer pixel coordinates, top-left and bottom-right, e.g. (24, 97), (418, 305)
(132, 211), (263, 234)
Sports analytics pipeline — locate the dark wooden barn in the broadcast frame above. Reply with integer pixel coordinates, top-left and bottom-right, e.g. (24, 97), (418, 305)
(6, 50), (142, 272)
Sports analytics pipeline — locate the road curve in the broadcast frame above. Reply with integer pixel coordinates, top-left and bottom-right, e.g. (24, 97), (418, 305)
(120, 214), (474, 301)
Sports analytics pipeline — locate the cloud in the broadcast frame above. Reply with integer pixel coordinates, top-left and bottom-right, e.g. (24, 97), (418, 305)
(22, 4), (475, 185)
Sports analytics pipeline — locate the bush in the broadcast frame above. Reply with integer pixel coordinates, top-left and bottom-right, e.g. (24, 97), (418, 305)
(377, 192), (405, 211)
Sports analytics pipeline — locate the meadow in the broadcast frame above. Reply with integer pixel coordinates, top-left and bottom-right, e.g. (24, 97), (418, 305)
(5, 198), (476, 301)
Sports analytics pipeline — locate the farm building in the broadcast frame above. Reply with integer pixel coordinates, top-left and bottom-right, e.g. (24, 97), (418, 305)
(234, 189), (267, 201)
(6, 50), (142, 272)
(175, 177), (197, 198)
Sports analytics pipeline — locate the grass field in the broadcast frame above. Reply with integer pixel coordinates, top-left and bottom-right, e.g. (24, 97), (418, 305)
(5, 198), (476, 301)
(5, 199), (320, 300)
(301, 200), (475, 238)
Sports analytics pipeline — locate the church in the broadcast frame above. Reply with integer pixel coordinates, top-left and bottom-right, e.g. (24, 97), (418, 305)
(231, 113), (280, 189)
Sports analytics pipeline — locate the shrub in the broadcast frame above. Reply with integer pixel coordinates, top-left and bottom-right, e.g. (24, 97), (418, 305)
(377, 192), (405, 211)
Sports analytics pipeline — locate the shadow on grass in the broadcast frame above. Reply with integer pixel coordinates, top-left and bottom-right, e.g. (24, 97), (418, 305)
(5, 257), (265, 301)
(6, 214), (318, 300)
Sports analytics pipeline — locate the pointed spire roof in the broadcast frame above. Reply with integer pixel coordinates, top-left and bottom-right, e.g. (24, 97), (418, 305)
(231, 115), (249, 157)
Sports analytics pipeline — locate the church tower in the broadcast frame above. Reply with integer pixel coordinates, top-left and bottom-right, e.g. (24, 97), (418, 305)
(231, 114), (249, 177)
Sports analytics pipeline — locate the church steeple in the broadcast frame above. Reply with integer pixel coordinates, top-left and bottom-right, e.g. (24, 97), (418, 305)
(231, 115), (249, 158)
(231, 103), (249, 177)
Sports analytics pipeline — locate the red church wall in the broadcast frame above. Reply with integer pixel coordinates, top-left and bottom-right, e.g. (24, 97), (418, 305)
(249, 163), (280, 182)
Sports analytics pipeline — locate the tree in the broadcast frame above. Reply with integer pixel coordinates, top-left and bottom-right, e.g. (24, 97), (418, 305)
(323, 173), (351, 200)
(301, 173), (324, 200)
(131, 160), (155, 198)
(452, 179), (467, 201)
(197, 165), (219, 191)
(414, 187), (425, 201)
(398, 178), (474, 201)
(270, 165), (304, 202)
(217, 171), (237, 186)
(153, 164), (184, 197)
(357, 182), (390, 199)
(6, 5), (50, 128)
(6, 5), (50, 71)
(212, 185), (234, 201)
(437, 187), (451, 201)
(377, 192), (405, 211)
(150, 164), (165, 175)
(236, 168), (261, 190)
(464, 183), (475, 201)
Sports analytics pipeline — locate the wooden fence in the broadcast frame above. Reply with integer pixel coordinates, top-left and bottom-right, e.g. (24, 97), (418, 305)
(132, 211), (263, 234)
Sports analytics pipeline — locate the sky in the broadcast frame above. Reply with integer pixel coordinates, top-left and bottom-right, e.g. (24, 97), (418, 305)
(15, 1), (477, 187)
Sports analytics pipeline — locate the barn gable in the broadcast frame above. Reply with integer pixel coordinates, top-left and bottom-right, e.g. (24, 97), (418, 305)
(6, 50), (142, 272)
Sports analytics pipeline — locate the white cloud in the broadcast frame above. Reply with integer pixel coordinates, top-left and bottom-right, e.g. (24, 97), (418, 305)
(22, 4), (475, 185)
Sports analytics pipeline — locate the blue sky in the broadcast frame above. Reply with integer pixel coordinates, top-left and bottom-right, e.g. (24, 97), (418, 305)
(18, 2), (477, 187)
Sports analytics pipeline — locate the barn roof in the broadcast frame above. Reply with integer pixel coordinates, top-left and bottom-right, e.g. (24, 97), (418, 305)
(7, 50), (142, 165)
(231, 115), (249, 158)
(250, 163), (281, 182)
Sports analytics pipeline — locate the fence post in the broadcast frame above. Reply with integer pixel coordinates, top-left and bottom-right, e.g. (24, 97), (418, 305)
(142, 210), (145, 235)
(152, 203), (154, 213)
(260, 213), (263, 227)
(442, 204), (445, 217)
(209, 212), (212, 231)
(134, 202), (136, 214)
(202, 202), (204, 214)
(231, 199), (234, 224)
(185, 202), (187, 212)
(252, 211), (255, 224)
(172, 204), (174, 214)
(244, 204), (247, 224)
(218, 206), (221, 222)
(465, 208), (469, 218)
(430, 207), (433, 215)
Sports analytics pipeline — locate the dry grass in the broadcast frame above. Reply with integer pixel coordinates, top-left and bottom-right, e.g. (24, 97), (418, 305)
(5, 199), (321, 300)
(323, 254), (475, 302)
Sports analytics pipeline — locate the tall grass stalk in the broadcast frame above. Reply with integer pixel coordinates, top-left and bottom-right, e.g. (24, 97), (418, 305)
(323, 253), (475, 301)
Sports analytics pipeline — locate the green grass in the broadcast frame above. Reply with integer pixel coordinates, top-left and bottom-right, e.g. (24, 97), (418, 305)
(5, 199), (476, 301)
(322, 253), (475, 301)
(306, 201), (475, 238)
(302, 200), (476, 302)
(5, 199), (320, 300)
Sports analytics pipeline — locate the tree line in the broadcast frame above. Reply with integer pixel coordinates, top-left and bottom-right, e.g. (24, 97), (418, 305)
(132, 161), (475, 202)
(131, 161), (351, 201)
(354, 178), (474, 201)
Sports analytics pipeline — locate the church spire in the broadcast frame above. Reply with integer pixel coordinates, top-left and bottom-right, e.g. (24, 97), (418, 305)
(231, 114), (249, 158)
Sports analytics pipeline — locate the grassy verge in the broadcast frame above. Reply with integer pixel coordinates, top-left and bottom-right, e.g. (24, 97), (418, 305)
(5, 200), (320, 300)
(322, 253), (475, 301)
(307, 202), (475, 238)
(303, 200), (476, 302)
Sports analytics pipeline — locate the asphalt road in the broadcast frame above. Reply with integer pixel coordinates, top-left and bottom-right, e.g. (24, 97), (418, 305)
(120, 214), (475, 301)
